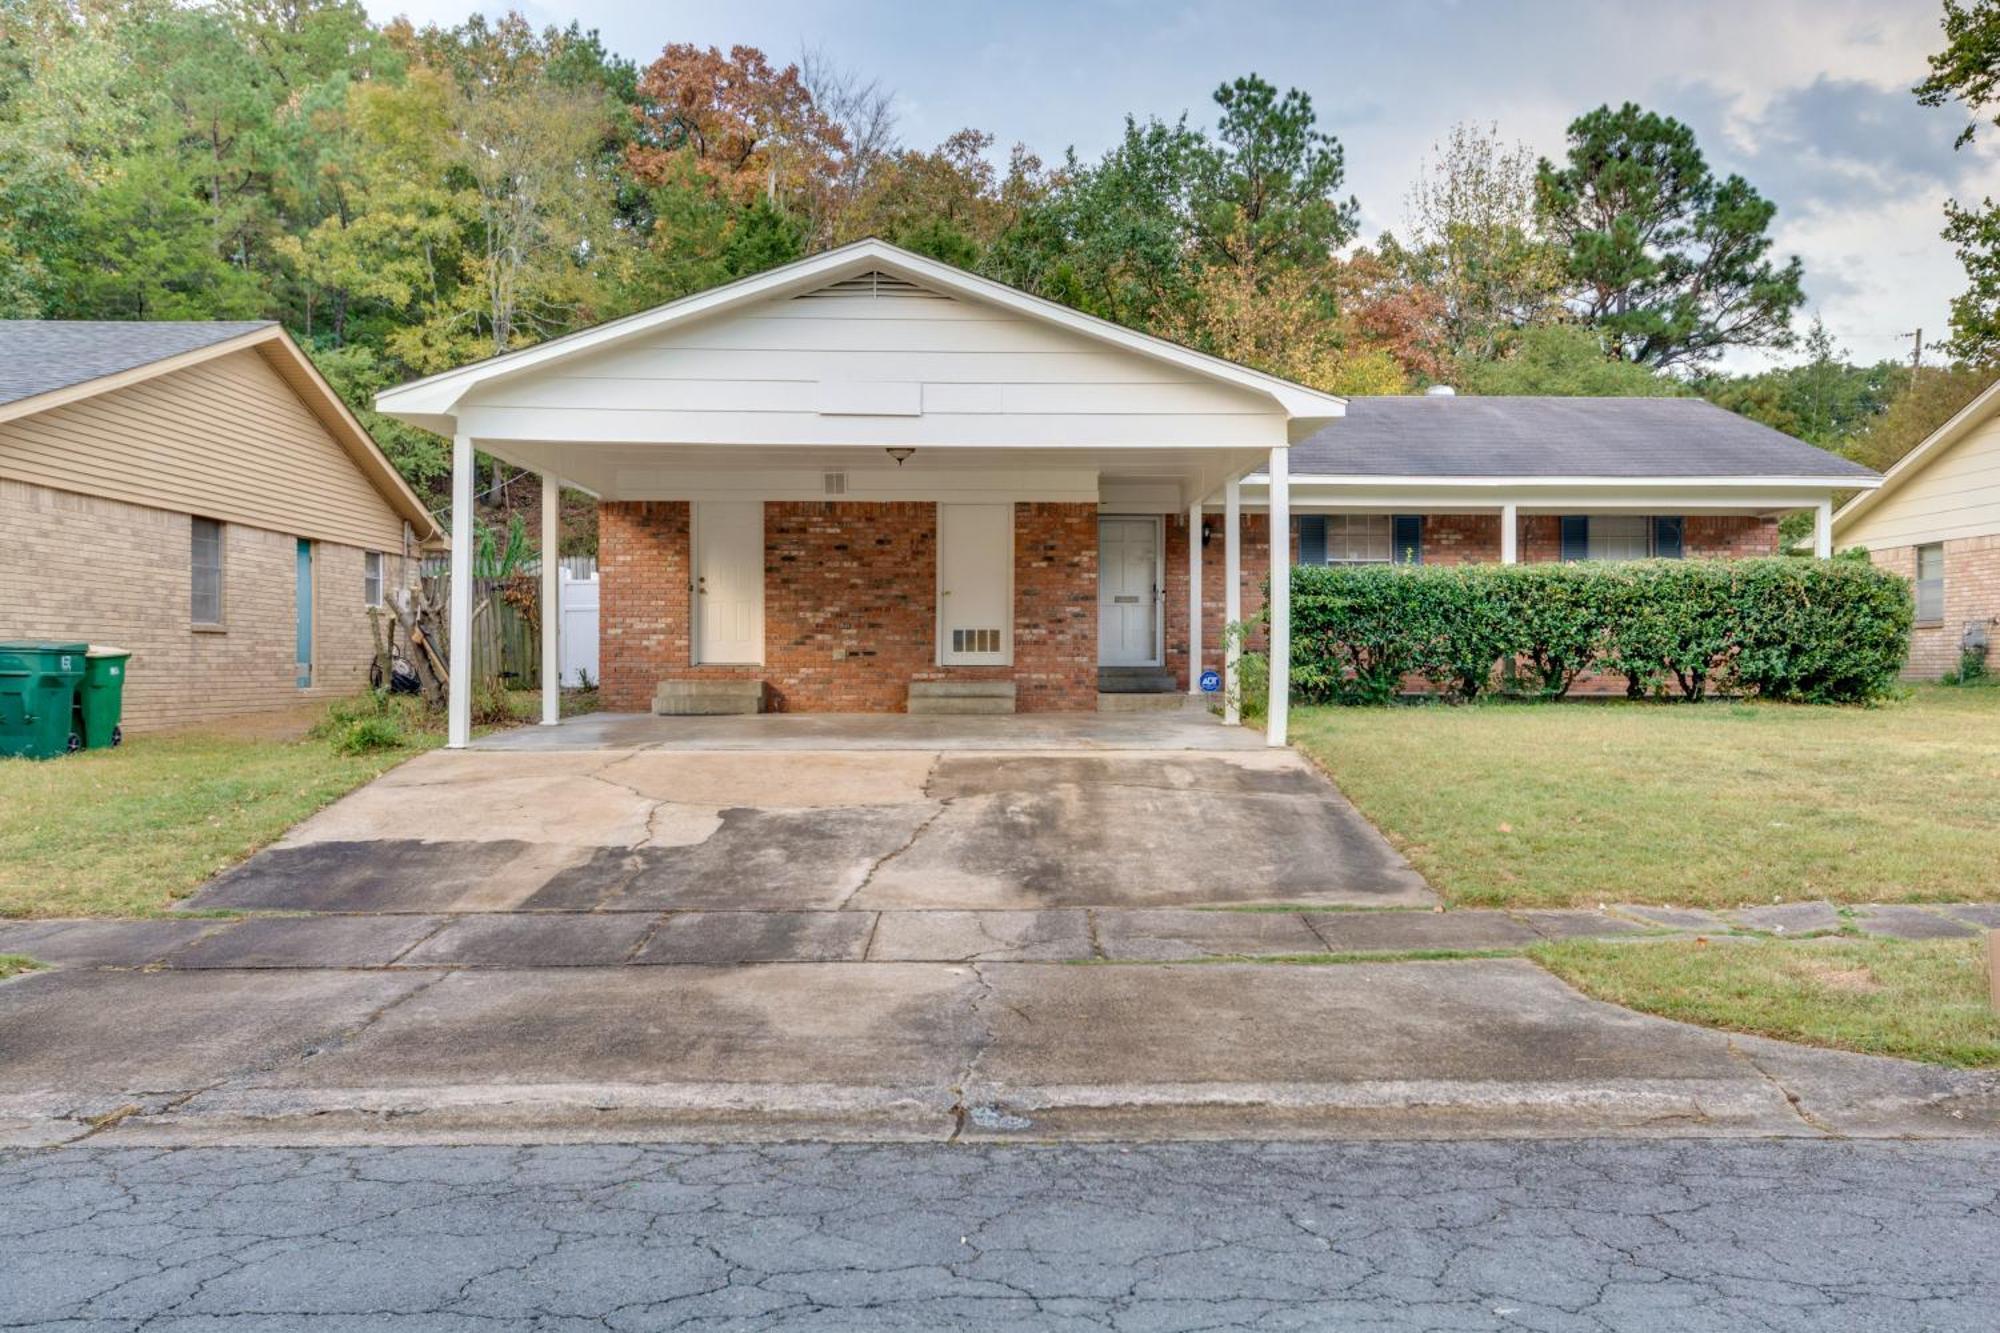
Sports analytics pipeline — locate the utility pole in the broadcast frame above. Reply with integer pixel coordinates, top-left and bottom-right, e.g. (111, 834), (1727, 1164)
(1902, 327), (1924, 373)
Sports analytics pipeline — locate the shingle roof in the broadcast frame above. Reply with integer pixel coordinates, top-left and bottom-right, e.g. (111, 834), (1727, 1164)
(0, 320), (275, 409)
(1291, 395), (1878, 480)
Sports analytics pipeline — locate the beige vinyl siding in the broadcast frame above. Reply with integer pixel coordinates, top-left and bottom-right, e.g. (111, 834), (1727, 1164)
(461, 280), (1285, 448)
(1841, 412), (2000, 549)
(0, 348), (406, 553)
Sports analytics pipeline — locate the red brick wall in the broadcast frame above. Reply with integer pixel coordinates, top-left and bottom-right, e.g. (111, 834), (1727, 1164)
(1684, 515), (1781, 558)
(599, 501), (690, 713)
(597, 499), (1097, 713)
(1007, 502), (1099, 710)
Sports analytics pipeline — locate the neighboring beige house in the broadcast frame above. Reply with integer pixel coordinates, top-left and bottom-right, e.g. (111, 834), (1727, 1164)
(1833, 376), (2000, 679)
(0, 321), (442, 731)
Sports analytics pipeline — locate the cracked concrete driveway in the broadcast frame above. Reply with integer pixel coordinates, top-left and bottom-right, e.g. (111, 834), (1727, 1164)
(2, 709), (1996, 1147)
(188, 713), (1432, 914)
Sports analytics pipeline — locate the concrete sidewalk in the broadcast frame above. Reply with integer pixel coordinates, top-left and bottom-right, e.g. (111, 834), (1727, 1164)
(1, 957), (1993, 1148)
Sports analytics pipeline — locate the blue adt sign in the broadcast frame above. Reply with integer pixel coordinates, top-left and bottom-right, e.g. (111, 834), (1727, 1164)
(1199, 669), (1222, 693)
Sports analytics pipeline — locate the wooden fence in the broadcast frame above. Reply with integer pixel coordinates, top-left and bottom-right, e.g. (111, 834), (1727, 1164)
(420, 575), (541, 690)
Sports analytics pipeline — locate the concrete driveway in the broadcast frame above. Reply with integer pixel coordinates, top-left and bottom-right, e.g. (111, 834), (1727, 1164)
(186, 707), (1435, 915)
(2, 707), (1995, 1147)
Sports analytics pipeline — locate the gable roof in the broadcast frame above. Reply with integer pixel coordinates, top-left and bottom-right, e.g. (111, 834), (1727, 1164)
(0, 321), (440, 543)
(1288, 395), (1880, 481)
(0, 320), (276, 408)
(375, 238), (1348, 435)
(1833, 374), (2000, 534)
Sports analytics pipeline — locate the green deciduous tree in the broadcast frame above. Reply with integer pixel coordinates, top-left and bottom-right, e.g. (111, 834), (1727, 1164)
(1535, 103), (1805, 370)
(1459, 324), (1687, 397)
(1917, 0), (2000, 360)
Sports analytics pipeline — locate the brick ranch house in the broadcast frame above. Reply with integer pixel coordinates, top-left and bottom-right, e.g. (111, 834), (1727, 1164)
(1, 321), (441, 731)
(1833, 374), (2000, 679)
(374, 240), (1878, 749)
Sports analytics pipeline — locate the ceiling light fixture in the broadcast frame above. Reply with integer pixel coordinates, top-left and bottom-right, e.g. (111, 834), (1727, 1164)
(885, 447), (915, 467)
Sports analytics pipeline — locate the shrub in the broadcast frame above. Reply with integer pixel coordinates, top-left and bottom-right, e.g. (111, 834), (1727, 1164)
(1942, 643), (1990, 686)
(1729, 558), (1913, 702)
(1276, 557), (1911, 707)
(1489, 564), (1609, 698)
(1290, 564), (1426, 704)
(330, 714), (406, 755)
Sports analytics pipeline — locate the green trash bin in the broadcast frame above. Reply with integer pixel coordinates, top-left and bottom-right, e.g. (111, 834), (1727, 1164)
(0, 641), (87, 760)
(80, 646), (132, 750)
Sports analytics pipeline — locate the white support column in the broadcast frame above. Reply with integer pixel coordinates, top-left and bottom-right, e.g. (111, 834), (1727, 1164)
(1813, 500), (1833, 558)
(1500, 502), (1519, 565)
(1187, 501), (1204, 696)
(540, 473), (561, 726)
(1265, 447), (1290, 749)
(447, 432), (474, 749)
(1223, 478), (1242, 726)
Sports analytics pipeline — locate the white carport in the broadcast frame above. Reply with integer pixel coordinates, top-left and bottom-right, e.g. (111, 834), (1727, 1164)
(374, 240), (1347, 750)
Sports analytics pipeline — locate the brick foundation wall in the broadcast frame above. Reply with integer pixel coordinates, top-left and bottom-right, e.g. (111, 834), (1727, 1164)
(1870, 534), (2000, 680)
(0, 478), (407, 732)
(597, 499), (1097, 713)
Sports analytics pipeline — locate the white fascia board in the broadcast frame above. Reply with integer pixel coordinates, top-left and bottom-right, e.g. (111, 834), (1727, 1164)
(1213, 475), (1869, 515)
(1261, 474), (1882, 491)
(374, 238), (1348, 429)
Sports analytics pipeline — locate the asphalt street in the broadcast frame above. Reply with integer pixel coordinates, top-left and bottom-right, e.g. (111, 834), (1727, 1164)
(5, 1139), (1998, 1331)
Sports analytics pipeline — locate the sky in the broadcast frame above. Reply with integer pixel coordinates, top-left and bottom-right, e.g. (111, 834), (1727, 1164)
(370, 0), (2000, 374)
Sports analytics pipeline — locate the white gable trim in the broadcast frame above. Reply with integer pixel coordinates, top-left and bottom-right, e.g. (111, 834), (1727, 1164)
(375, 239), (1347, 434)
(1833, 375), (2000, 535)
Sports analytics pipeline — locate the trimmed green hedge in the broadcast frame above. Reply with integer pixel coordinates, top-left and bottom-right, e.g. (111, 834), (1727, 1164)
(1287, 557), (1912, 705)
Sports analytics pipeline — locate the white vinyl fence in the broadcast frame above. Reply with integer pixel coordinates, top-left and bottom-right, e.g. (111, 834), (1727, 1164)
(559, 565), (599, 688)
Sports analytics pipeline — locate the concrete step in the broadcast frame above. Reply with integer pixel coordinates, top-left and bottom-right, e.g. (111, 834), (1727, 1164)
(1097, 691), (1191, 713)
(1097, 667), (1178, 694)
(908, 680), (1016, 715)
(654, 679), (765, 716)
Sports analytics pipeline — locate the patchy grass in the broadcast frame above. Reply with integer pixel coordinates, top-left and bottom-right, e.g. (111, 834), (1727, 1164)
(1289, 686), (2000, 909)
(0, 687), (594, 919)
(1532, 936), (2000, 1068)
(0, 954), (41, 980)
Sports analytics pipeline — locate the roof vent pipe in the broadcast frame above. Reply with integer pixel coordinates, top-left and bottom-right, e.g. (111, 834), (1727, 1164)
(1424, 384), (1457, 396)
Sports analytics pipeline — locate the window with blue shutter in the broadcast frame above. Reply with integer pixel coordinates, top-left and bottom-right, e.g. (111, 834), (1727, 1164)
(1299, 515), (1327, 565)
(1653, 515), (1684, 559)
(1560, 516), (1590, 562)
(1392, 514), (1423, 565)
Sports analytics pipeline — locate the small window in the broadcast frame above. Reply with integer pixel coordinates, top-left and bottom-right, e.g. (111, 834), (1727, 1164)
(1915, 543), (1945, 623)
(364, 551), (384, 608)
(1324, 514), (1394, 564)
(191, 517), (224, 625)
(1586, 515), (1652, 562)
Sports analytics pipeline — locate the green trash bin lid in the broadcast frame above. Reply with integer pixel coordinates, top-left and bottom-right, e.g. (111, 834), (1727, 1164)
(0, 641), (89, 653)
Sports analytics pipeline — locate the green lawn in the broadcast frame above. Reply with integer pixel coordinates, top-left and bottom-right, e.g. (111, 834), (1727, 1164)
(0, 954), (41, 980)
(1290, 685), (2000, 909)
(1533, 936), (2000, 1068)
(0, 728), (439, 918)
(0, 687), (596, 919)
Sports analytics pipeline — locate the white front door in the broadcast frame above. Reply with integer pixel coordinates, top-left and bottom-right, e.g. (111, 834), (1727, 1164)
(1098, 516), (1160, 666)
(693, 501), (763, 665)
(938, 503), (1011, 665)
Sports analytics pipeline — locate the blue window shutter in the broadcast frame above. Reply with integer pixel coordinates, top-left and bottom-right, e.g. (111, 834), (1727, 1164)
(1560, 515), (1590, 562)
(1299, 515), (1326, 565)
(1653, 515), (1684, 559)
(1392, 514), (1423, 565)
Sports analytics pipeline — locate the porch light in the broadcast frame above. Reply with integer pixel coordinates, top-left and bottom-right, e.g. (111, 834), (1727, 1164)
(885, 447), (915, 466)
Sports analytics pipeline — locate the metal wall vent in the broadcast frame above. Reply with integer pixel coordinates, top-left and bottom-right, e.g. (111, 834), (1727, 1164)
(952, 628), (1002, 655)
(823, 471), (848, 496)
(795, 270), (947, 300)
